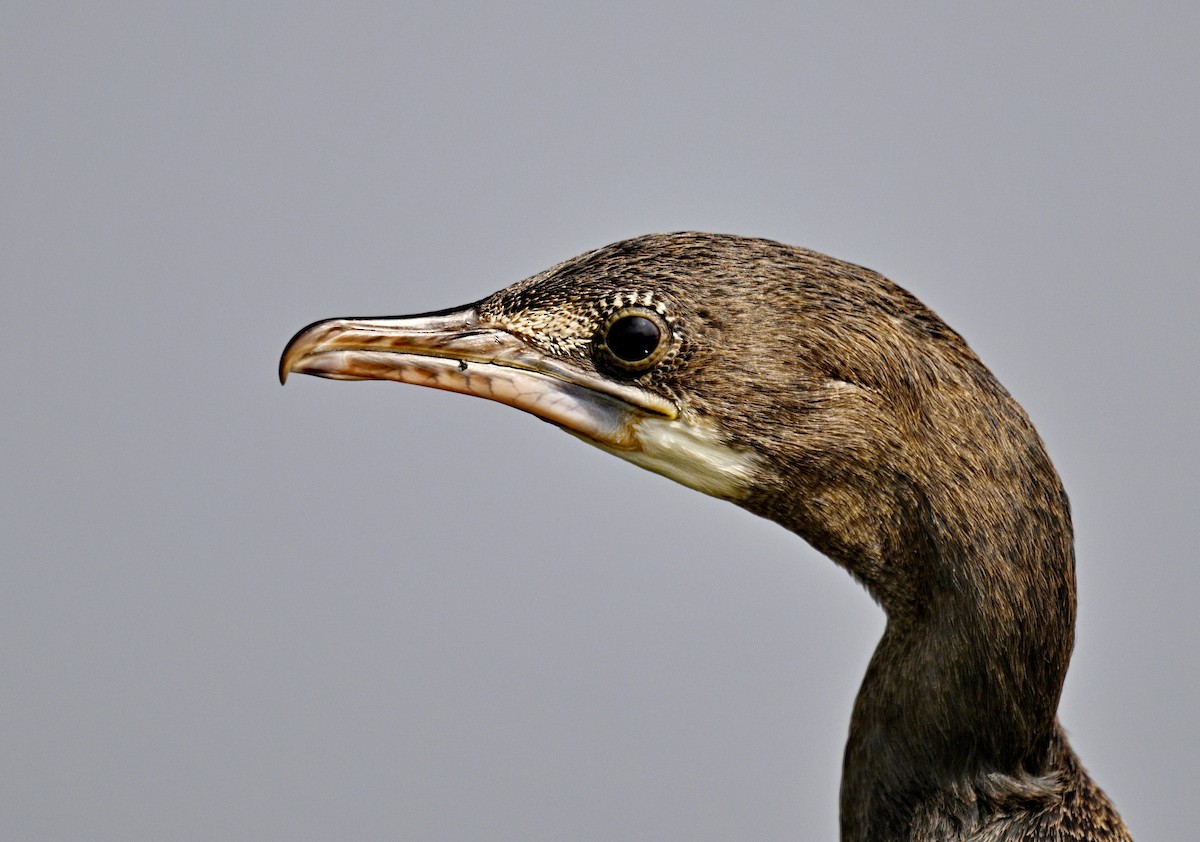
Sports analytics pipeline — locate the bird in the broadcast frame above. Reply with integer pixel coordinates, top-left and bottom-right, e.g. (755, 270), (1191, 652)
(280, 232), (1131, 841)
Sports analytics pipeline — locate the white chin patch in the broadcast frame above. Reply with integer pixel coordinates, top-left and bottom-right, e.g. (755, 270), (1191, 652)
(582, 415), (761, 500)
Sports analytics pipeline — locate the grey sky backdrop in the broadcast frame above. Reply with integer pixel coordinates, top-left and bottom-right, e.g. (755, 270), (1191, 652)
(4, 4), (1197, 840)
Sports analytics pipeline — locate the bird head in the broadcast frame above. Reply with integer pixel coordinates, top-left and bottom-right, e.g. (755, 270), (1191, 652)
(281, 232), (1055, 610)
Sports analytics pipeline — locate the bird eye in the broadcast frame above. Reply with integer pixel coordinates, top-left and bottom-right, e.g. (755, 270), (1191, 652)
(607, 315), (660, 361)
(598, 309), (670, 371)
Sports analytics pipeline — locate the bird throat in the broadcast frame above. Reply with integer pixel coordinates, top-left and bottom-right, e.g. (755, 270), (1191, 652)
(573, 413), (764, 501)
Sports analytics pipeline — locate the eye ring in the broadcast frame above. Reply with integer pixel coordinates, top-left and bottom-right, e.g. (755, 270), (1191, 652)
(596, 308), (671, 372)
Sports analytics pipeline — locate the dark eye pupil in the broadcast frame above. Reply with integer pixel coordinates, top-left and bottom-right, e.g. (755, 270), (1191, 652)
(606, 315), (661, 362)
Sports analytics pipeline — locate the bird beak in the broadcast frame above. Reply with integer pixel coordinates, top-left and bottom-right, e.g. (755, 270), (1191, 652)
(279, 305), (677, 451)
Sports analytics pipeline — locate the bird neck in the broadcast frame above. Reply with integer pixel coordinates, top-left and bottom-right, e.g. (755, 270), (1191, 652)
(832, 462), (1077, 839)
(840, 591), (1067, 838)
(740, 376), (1079, 838)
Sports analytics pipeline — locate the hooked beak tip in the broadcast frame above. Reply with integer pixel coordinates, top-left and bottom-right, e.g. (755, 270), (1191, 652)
(279, 317), (343, 386)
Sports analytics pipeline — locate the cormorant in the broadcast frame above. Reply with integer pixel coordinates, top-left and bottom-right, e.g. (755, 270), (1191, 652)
(280, 232), (1131, 841)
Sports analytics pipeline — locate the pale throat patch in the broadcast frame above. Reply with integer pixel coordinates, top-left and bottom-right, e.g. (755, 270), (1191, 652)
(582, 414), (762, 500)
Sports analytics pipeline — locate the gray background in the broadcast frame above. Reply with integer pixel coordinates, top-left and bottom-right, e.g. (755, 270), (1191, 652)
(4, 4), (1196, 840)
